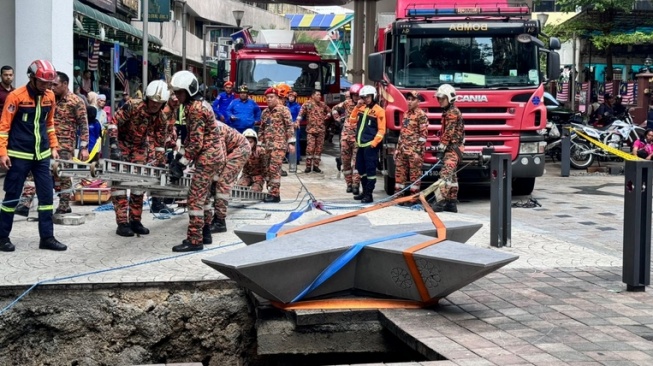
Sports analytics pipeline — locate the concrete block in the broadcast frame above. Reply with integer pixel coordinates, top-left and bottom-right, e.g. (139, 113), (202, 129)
(53, 213), (86, 225)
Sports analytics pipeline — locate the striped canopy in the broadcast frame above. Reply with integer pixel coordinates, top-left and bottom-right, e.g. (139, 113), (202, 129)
(285, 13), (353, 30)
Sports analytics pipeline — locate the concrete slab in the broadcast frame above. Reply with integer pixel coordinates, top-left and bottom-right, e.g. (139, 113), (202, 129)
(203, 216), (516, 303)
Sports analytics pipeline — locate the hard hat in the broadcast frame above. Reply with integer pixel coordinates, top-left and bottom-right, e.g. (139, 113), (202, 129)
(349, 83), (363, 95)
(170, 70), (199, 97)
(359, 85), (377, 98)
(145, 80), (171, 103)
(27, 60), (57, 82)
(238, 85), (249, 93)
(243, 128), (258, 141)
(276, 83), (292, 98)
(435, 84), (457, 103)
(264, 87), (278, 96)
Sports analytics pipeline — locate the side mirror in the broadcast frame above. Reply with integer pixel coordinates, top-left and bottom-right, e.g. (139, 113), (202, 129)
(547, 52), (561, 80)
(549, 37), (561, 51)
(368, 53), (384, 82)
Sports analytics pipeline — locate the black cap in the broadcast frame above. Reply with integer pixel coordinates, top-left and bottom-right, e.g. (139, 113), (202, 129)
(604, 93), (613, 99)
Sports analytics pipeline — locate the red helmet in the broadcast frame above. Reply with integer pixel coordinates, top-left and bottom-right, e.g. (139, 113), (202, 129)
(27, 60), (57, 82)
(349, 83), (363, 95)
(264, 87), (278, 96)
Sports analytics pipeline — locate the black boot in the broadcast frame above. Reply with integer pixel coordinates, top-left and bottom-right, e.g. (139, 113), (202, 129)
(39, 237), (67, 251)
(130, 221), (150, 235)
(444, 200), (458, 213)
(210, 216), (227, 233)
(352, 185), (360, 196)
(14, 205), (30, 217)
(116, 223), (135, 237)
(353, 188), (367, 200)
(281, 169), (288, 177)
(150, 197), (167, 213)
(361, 194), (374, 204)
(263, 195), (280, 203)
(203, 225), (212, 245)
(312, 166), (322, 173)
(0, 237), (15, 252)
(346, 185), (352, 193)
(172, 239), (204, 252)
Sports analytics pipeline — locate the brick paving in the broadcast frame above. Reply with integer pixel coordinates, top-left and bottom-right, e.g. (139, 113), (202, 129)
(1, 153), (652, 365)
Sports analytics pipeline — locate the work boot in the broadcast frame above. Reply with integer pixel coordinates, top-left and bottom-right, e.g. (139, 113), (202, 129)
(361, 194), (374, 204)
(15, 205), (29, 217)
(335, 157), (342, 171)
(304, 167), (312, 173)
(432, 200), (458, 213)
(353, 189), (366, 200)
(150, 198), (167, 213)
(55, 207), (72, 214)
(0, 237), (15, 252)
(210, 216), (227, 233)
(203, 225), (212, 245)
(281, 169), (288, 177)
(312, 166), (322, 173)
(445, 200), (458, 213)
(39, 237), (67, 251)
(116, 223), (135, 237)
(352, 185), (360, 196)
(263, 195), (281, 203)
(346, 185), (353, 193)
(130, 221), (150, 235)
(172, 239), (204, 252)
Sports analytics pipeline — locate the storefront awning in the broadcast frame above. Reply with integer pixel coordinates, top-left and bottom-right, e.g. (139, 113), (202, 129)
(73, 0), (162, 47)
(285, 13), (353, 31)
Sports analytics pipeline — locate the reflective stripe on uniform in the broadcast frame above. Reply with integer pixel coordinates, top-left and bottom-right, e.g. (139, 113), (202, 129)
(270, 178), (281, 184)
(342, 169), (352, 175)
(38, 205), (53, 211)
(203, 205), (212, 210)
(216, 193), (230, 200)
(107, 125), (117, 130)
(155, 147), (165, 152)
(7, 150), (34, 160)
(132, 190), (144, 195)
(188, 210), (204, 217)
(111, 190), (127, 196)
(1, 205), (15, 213)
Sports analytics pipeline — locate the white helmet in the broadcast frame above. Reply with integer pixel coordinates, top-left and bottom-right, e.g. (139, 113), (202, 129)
(243, 128), (258, 142)
(436, 84), (457, 103)
(170, 70), (199, 97)
(145, 80), (170, 103)
(359, 85), (377, 98)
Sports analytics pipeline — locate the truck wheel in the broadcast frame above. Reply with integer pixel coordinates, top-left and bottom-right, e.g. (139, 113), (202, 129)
(570, 142), (594, 169)
(384, 175), (396, 196)
(512, 177), (535, 196)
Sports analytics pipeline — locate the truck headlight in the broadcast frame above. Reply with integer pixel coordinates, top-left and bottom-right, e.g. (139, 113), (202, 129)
(519, 142), (543, 154)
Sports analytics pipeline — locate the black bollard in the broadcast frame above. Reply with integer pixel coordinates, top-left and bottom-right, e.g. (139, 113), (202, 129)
(561, 124), (571, 177)
(623, 160), (652, 292)
(490, 153), (511, 248)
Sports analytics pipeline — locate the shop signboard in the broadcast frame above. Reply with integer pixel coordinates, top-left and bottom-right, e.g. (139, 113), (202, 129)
(82, 0), (117, 13)
(118, 0), (139, 17)
(148, 0), (171, 22)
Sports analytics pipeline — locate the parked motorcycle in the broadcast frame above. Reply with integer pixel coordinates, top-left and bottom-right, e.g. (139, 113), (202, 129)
(543, 113), (583, 162)
(568, 111), (643, 169)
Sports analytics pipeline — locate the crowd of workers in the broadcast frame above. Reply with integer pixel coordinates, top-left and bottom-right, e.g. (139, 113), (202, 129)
(0, 59), (465, 253)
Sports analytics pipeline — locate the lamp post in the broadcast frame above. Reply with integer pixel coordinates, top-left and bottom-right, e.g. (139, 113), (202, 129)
(233, 10), (244, 29)
(537, 12), (549, 28)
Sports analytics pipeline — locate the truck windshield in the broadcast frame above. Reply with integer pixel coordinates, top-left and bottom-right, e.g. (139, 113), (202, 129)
(394, 35), (540, 89)
(236, 59), (321, 94)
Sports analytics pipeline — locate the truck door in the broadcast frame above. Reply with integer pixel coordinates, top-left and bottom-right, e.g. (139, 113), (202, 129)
(321, 59), (341, 106)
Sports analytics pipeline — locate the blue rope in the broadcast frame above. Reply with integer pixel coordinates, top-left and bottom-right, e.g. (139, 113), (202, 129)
(291, 231), (418, 303)
(0, 240), (245, 316)
(266, 210), (306, 240)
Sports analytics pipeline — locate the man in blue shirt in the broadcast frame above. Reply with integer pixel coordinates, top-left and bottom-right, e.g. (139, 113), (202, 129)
(226, 85), (261, 133)
(286, 91), (302, 164)
(212, 81), (235, 122)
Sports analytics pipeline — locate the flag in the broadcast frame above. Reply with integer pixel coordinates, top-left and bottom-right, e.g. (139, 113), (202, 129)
(87, 39), (100, 71)
(597, 83), (606, 103)
(556, 82), (569, 102)
(231, 28), (253, 45)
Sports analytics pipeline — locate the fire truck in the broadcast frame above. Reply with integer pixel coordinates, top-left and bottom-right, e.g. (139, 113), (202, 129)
(368, 0), (561, 195)
(226, 34), (341, 150)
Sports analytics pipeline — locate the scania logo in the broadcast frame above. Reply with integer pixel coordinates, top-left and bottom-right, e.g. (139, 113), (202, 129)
(459, 95), (488, 102)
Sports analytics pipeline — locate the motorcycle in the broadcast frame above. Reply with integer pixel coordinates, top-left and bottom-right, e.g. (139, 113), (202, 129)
(568, 111), (643, 169)
(543, 113), (583, 162)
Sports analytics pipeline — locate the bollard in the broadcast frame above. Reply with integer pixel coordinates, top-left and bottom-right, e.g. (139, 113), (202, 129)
(490, 153), (511, 247)
(623, 160), (652, 292)
(561, 124), (571, 177)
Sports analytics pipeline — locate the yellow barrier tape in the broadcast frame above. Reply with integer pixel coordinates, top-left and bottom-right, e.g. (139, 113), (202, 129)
(573, 128), (642, 162)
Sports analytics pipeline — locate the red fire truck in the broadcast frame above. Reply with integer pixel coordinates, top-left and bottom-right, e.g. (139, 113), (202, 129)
(227, 40), (341, 150)
(368, 0), (561, 195)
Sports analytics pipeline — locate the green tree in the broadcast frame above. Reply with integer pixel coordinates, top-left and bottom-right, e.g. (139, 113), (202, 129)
(295, 31), (330, 56)
(547, 0), (653, 81)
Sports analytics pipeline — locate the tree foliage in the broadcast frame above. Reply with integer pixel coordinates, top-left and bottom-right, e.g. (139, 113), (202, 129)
(295, 31), (330, 56)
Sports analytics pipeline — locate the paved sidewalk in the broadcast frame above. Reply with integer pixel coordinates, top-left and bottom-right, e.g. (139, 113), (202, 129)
(1, 154), (652, 365)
